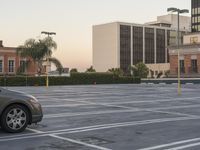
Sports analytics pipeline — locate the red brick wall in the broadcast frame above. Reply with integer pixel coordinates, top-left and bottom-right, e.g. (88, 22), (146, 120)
(170, 54), (200, 75)
(185, 55), (190, 74)
(197, 55), (200, 74)
(0, 50), (38, 75)
(170, 55), (178, 74)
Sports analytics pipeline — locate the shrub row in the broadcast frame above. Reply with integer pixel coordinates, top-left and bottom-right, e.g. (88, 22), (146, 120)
(0, 73), (141, 86)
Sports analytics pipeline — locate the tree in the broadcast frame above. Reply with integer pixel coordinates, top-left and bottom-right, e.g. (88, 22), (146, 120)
(70, 68), (78, 73)
(16, 60), (30, 75)
(131, 62), (149, 78)
(17, 37), (63, 75)
(107, 68), (124, 76)
(86, 66), (96, 73)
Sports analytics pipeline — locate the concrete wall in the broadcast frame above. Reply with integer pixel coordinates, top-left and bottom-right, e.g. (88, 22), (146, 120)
(157, 14), (191, 31)
(93, 22), (119, 72)
(146, 63), (170, 78)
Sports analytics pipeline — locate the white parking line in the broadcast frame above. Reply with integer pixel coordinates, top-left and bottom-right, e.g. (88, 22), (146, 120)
(35, 93), (173, 101)
(44, 103), (200, 119)
(139, 137), (200, 150)
(50, 135), (111, 150)
(28, 128), (111, 150)
(44, 109), (140, 118)
(40, 96), (200, 108)
(55, 117), (199, 135)
(165, 142), (200, 150)
(1, 116), (200, 142)
(42, 104), (89, 108)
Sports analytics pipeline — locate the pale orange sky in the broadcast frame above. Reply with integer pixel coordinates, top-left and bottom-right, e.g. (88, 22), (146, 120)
(0, 0), (190, 71)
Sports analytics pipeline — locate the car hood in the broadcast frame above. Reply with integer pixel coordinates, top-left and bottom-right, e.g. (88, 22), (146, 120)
(0, 88), (35, 100)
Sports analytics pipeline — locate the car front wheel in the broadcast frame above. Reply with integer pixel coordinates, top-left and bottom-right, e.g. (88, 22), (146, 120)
(1, 104), (30, 133)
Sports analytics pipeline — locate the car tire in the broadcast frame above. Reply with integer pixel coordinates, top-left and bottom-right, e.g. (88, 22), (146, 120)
(0, 104), (30, 133)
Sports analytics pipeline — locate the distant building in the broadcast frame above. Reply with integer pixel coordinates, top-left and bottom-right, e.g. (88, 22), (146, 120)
(93, 15), (190, 77)
(146, 14), (191, 31)
(48, 68), (70, 77)
(192, 0), (200, 32)
(0, 40), (39, 75)
(169, 33), (200, 77)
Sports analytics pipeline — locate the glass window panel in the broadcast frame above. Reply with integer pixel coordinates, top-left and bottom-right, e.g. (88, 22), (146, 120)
(192, 8), (195, 14)
(198, 7), (200, 13)
(0, 60), (2, 72)
(20, 60), (26, 73)
(8, 60), (14, 73)
(192, 17), (195, 23)
(195, 8), (198, 14)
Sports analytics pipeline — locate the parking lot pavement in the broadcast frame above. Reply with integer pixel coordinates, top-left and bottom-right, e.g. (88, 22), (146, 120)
(1, 84), (200, 150)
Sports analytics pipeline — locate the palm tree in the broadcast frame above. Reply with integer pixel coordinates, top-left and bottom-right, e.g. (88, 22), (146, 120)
(17, 37), (63, 75)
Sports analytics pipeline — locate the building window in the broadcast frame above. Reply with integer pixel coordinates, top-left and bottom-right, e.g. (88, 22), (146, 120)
(190, 36), (198, 44)
(156, 29), (165, 63)
(0, 60), (3, 73)
(192, 17), (194, 23)
(191, 59), (198, 73)
(120, 25), (131, 74)
(8, 60), (15, 73)
(19, 60), (26, 73)
(192, 8), (195, 15)
(132, 26), (143, 65)
(145, 28), (154, 64)
(180, 60), (185, 74)
(196, 8), (198, 14)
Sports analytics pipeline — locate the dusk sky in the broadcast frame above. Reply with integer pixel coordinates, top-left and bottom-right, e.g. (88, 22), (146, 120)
(0, 0), (190, 71)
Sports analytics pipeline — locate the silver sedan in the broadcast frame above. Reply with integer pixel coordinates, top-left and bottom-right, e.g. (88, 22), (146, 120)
(0, 88), (43, 133)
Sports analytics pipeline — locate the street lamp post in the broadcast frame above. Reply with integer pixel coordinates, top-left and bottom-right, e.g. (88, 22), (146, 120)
(167, 7), (189, 96)
(41, 31), (56, 88)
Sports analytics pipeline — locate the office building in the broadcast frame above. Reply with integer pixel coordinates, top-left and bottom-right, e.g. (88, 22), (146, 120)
(192, 0), (200, 32)
(93, 15), (190, 77)
(146, 14), (191, 31)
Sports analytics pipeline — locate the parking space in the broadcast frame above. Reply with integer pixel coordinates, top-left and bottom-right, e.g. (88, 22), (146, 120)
(1, 84), (200, 149)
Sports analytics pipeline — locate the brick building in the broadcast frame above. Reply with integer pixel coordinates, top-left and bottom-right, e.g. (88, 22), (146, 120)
(0, 41), (38, 75)
(169, 33), (200, 77)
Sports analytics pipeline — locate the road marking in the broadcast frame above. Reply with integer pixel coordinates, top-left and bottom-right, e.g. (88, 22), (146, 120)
(40, 96), (200, 108)
(50, 134), (111, 150)
(28, 128), (111, 150)
(44, 109), (140, 118)
(44, 104), (200, 119)
(91, 101), (199, 118)
(0, 116), (200, 142)
(147, 110), (196, 118)
(42, 104), (89, 108)
(186, 83), (194, 85)
(139, 137), (200, 150)
(165, 142), (200, 150)
(54, 117), (199, 135)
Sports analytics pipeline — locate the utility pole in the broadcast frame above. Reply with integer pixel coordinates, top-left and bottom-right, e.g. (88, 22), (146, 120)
(167, 8), (189, 96)
(41, 31), (56, 88)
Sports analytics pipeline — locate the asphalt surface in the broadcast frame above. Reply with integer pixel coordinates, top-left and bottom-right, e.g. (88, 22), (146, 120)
(1, 84), (200, 150)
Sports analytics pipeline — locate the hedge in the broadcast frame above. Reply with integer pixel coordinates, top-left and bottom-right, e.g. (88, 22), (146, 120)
(0, 73), (141, 86)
